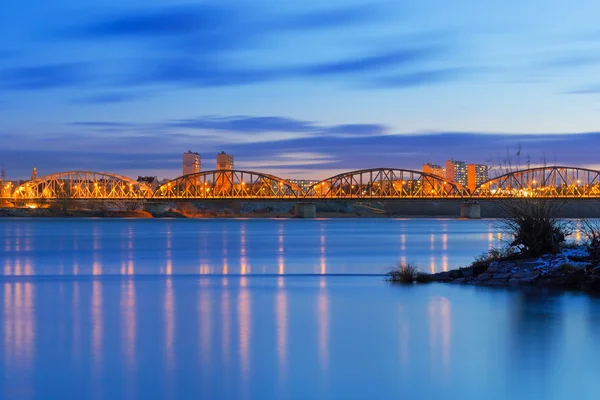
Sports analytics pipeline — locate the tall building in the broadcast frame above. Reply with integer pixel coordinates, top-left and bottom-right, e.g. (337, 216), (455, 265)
(422, 163), (445, 195)
(182, 151), (201, 176)
(445, 159), (467, 187)
(467, 164), (489, 193)
(422, 163), (444, 178)
(216, 151), (234, 171)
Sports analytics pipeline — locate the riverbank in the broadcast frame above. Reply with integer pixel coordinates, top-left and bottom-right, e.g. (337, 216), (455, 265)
(429, 246), (600, 295)
(0, 207), (448, 219)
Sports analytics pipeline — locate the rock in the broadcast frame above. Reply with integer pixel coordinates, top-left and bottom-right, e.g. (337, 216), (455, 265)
(477, 273), (494, 282)
(472, 264), (489, 275)
(521, 271), (541, 283)
(511, 270), (528, 279)
(493, 272), (512, 280)
(449, 270), (463, 279)
(453, 278), (466, 284)
(487, 279), (509, 286)
(518, 261), (542, 269)
(461, 267), (474, 277)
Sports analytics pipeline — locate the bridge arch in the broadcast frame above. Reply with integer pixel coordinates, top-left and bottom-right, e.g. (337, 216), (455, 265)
(12, 171), (152, 200)
(304, 168), (468, 199)
(154, 170), (301, 199)
(472, 166), (600, 198)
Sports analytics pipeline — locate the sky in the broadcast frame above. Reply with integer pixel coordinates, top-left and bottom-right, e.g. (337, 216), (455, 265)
(1, 0), (600, 180)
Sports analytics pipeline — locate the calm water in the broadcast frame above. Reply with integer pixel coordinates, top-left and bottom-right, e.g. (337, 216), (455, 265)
(1, 218), (599, 399)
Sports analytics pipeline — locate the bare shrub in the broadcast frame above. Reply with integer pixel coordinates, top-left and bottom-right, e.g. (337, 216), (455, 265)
(386, 263), (429, 284)
(579, 219), (600, 263)
(495, 199), (570, 257)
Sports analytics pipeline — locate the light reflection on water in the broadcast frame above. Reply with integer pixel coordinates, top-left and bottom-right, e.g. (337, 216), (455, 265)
(0, 218), (520, 276)
(0, 277), (598, 399)
(1, 218), (599, 399)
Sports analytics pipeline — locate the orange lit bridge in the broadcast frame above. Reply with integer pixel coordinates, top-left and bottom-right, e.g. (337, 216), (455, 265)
(5, 166), (600, 202)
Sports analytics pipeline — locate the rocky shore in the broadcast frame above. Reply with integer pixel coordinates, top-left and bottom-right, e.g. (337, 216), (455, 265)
(431, 247), (600, 295)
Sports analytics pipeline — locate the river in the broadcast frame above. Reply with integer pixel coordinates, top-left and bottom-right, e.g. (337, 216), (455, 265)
(1, 218), (599, 399)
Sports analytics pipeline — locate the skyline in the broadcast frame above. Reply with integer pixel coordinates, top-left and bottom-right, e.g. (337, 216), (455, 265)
(2, 0), (600, 179)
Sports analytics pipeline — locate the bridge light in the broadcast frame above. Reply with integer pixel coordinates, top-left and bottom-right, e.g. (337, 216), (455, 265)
(577, 180), (581, 184)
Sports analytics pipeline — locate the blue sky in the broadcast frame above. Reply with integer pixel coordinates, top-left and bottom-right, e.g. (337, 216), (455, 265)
(1, 0), (600, 180)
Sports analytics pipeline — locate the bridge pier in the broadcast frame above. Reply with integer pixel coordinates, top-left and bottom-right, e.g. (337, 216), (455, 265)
(460, 202), (481, 219)
(294, 203), (316, 218)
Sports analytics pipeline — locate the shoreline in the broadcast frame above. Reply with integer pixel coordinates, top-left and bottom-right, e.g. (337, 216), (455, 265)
(428, 247), (600, 295)
(0, 208), (467, 219)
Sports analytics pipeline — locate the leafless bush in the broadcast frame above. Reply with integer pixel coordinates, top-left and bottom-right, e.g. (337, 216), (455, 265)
(386, 263), (430, 284)
(495, 198), (570, 257)
(579, 219), (600, 263)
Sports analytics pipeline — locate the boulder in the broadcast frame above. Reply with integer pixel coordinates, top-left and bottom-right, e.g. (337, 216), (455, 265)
(449, 270), (463, 279)
(493, 272), (512, 280)
(477, 273), (494, 282)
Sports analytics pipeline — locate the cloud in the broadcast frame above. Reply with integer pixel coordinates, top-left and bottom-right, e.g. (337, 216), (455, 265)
(77, 4), (235, 39)
(71, 92), (147, 105)
(69, 121), (136, 128)
(323, 124), (388, 136)
(4, 126), (600, 180)
(545, 54), (600, 69)
(0, 62), (89, 90)
(65, 3), (388, 57)
(563, 85), (600, 95)
(282, 4), (387, 30)
(169, 116), (317, 133)
(167, 115), (389, 139)
(127, 45), (449, 89)
(370, 68), (466, 88)
(301, 48), (439, 76)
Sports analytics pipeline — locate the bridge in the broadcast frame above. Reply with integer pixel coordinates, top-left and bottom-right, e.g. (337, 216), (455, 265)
(2, 166), (600, 202)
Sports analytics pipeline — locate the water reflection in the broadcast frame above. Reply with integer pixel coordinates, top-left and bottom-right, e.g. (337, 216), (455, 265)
(238, 279), (251, 386)
(317, 277), (329, 374)
(278, 224), (285, 275)
(164, 278), (175, 371)
(428, 296), (452, 378)
(3, 282), (35, 369)
(1, 276), (600, 399)
(91, 280), (103, 378)
(2, 218), (594, 277)
(275, 277), (287, 384)
(121, 279), (136, 369)
(320, 225), (327, 275)
(199, 280), (211, 366)
(240, 224), (249, 275)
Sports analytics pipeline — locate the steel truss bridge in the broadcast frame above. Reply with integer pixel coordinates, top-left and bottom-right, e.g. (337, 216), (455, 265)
(3, 166), (600, 202)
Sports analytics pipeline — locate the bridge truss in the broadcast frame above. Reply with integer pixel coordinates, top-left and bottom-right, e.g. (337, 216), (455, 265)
(303, 168), (468, 199)
(473, 166), (600, 198)
(155, 170), (301, 199)
(12, 171), (153, 200)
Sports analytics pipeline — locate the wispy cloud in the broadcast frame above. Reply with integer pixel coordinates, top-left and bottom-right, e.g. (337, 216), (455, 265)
(0, 62), (90, 90)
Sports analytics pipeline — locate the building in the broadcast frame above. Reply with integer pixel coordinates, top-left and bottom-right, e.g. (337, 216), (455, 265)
(216, 151), (234, 171)
(182, 151), (201, 176)
(422, 163), (444, 178)
(467, 164), (489, 193)
(445, 159), (467, 187)
(422, 164), (444, 195)
(288, 179), (320, 193)
(137, 176), (160, 191)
